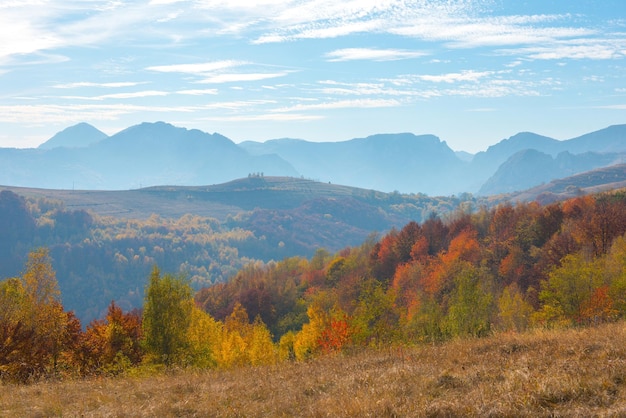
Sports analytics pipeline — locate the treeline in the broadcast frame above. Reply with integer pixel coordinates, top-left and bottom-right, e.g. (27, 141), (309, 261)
(0, 189), (467, 324)
(197, 191), (626, 353)
(0, 190), (263, 323)
(4, 191), (626, 383)
(0, 249), (280, 383)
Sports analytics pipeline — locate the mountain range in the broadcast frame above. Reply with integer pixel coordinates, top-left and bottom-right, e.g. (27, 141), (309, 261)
(2, 122), (625, 196)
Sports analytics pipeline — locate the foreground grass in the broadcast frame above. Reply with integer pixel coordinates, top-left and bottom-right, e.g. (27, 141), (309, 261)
(3, 323), (626, 417)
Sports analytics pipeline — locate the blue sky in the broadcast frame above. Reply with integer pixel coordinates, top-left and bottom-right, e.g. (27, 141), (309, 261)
(1, 0), (625, 153)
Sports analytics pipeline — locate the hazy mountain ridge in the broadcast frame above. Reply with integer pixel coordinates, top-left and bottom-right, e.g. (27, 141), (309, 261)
(478, 149), (621, 195)
(3, 122), (626, 195)
(241, 133), (465, 195)
(38, 122), (108, 149)
(504, 163), (626, 204)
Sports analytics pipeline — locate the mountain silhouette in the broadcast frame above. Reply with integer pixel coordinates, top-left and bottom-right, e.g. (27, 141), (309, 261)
(38, 122), (108, 149)
(2, 122), (626, 195)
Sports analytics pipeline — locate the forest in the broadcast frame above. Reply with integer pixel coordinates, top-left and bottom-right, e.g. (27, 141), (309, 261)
(3, 189), (626, 383)
(0, 186), (468, 323)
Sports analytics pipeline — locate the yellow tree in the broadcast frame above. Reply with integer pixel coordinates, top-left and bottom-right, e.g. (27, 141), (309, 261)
(0, 249), (74, 381)
(248, 316), (277, 366)
(21, 248), (70, 377)
(219, 302), (252, 367)
(186, 306), (222, 368)
(293, 302), (329, 361)
(497, 283), (534, 332)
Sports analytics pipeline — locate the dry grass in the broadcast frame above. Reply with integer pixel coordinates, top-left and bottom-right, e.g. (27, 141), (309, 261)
(3, 322), (626, 417)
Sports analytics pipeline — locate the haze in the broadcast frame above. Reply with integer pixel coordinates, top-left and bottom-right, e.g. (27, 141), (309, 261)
(1, 0), (625, 152)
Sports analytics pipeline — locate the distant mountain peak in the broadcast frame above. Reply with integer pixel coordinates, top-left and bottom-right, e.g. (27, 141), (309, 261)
(38, 122), (108, 149)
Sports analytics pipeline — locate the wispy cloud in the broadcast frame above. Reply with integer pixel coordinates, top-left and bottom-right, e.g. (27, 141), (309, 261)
(60, 90), (170, 100)
(0, 103), (197, 124)
(507, 39), (626, 60)
(325, 48), (427, 62)
(53, 81), (147, 89)
(202, 113), (323, 122)
(147, 61), (290, 84)
(416, 70), (495, 83)
(316, 80), (423, 97)
(274, 98), (402, 112)
(146, 61), (246, 75)
(2, 1), (623, 65)
(177, 88), (219, 95)
(198, 100), (277, 111)
(198, 72), (290, 84)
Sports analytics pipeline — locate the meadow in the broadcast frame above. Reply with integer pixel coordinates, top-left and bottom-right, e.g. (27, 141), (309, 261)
(3, 321), (626, 417)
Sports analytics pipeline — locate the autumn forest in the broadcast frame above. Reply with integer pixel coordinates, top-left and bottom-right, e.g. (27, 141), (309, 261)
(3, 189), (626, 384)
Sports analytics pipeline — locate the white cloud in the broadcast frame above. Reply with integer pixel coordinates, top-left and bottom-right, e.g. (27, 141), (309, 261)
(146, 61), (245, 75)
(149, 0), (186, 4)
(325, 48), (427, 62)
(97, 91), (170, 100)
(274, 98), (402, 112)
(198, 100), (277, 110)
(147, 61), (289, 84)
(202, 113), (323, 122)
(316, 80), (421, 97)
(518, 43), (626, 60)
(53, 81), (146, 89)
(60, 90), (170, 100)
(177, 88), (219, 95)
(198, 72), (290, 84)
(417, 70), (495, 83)
(0, 103), (197, 124)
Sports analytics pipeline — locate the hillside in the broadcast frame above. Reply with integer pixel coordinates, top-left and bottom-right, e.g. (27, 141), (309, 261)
(0, 176), (452, 220)
(507, 163), (626, 204)
(3, 322), (626, 416)
(0, 179), (468, 323)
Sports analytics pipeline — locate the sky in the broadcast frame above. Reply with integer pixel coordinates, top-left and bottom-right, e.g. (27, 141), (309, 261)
(1, 0), (625, 153)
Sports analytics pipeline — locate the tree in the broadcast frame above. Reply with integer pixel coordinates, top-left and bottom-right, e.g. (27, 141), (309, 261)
(445, 264), (493, 338)
(293, 302), (329, 361)
(535, 252), (605, 326)
(186, 306), (221, 369)
(142, 266), (193, 366)
(21, 248), (70, 377)
(79, 301), (143, 375)
(21, 247), (60, 307)
(497, 283), (534, 332)
(317, 308), (352, 354)
(0, 249), (76, 382)
(351, 280), (400, 346)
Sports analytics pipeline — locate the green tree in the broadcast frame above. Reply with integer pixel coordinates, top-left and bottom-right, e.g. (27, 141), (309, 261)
(535, 252), (605, 326)
(445, 264), (493, 338)
(142, 266), (193, 366)
(351, 280), (400, 346)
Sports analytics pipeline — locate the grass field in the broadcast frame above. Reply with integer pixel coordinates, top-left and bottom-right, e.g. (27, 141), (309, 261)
(3, 322), (626, 417)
